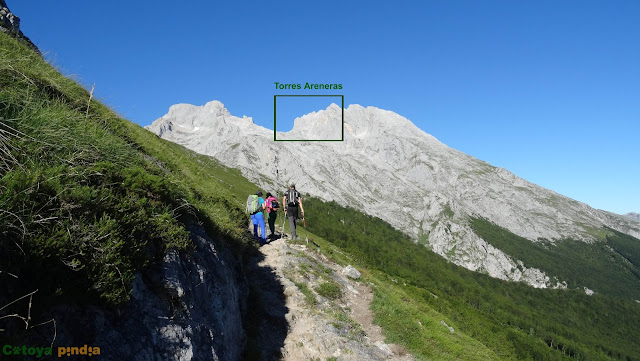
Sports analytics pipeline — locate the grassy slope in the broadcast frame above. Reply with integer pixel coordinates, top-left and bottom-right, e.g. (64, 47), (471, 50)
(0, 31), (261, 314)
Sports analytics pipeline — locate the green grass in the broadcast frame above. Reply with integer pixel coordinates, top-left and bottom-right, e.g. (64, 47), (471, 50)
(370, 272), (500, 361)
(326, 307), (365, 340)
(0, 31), (259, 310)
(315, 281), (342, 300)
(293, 280), (317, 306)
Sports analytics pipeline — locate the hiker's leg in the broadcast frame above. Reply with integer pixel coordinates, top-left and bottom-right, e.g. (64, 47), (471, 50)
(288, 215), (297, 239)
(268, 212), (276, 238)
(250, 214), (258, 237)
(256, 213), (267, 243)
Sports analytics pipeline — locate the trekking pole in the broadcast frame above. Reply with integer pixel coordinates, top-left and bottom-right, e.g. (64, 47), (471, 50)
(303, 216), (308, 245)
(281, 208), (287, 238)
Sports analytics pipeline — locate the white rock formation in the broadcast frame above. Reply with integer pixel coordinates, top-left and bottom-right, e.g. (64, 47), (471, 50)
(146, 100), (640, 288)
(342, 265), (362, 280)
(584, 287), (595, 296)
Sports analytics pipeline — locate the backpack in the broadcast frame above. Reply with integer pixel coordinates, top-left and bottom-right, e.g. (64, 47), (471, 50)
(246, 195), (263, 214)
(286, 189), (299, 207)
(265, 196), (279, 212)
(271, 199), (280, 209)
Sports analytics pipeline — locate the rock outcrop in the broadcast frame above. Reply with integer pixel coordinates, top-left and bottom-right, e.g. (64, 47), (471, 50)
(0, 0), (40, 55)
(342, 265), (362, 280)
(146, 100), (640, 288)
(0, 0), (20, 33)
(33, 224), (249, 361)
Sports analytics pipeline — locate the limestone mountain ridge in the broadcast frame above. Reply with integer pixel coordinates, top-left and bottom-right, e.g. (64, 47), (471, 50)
(146, 100), (640, 289)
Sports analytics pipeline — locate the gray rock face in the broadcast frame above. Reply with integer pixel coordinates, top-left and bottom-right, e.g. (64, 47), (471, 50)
(0, 0), (20, 33)
(342, 265), (361, 280)
(625, 212), (640, 222)
(50, 224), (248, 361)
(0, 0), (41, 54)
(146, 101), (640, 288)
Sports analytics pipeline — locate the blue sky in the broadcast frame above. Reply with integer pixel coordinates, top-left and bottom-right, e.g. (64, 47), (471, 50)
(11, 1), (639, 214)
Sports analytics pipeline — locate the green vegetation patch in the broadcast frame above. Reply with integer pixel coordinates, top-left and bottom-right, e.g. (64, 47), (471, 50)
(370, 273), (499, 361)
(605, 227), (640, 271)
(315, 281), (342, 300)
(326, 307), (365, 341)
(294, 281), (317, 306)
(470, 217), (640, 300)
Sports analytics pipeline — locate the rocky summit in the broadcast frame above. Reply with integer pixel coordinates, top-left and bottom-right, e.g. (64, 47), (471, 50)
(625, 212), (640, 222)
(146, 100), (640, 288)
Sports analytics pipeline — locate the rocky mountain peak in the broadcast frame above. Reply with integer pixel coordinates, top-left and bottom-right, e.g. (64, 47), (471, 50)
(287, 103), (343, 140)
(284, 103), (426, 141)
(625, 212), (640, 222)
(158, 100), (257, 138)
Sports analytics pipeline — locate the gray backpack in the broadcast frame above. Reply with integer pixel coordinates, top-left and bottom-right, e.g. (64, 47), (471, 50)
(246, 195), (263, 214)
(286, 189), (300, 207)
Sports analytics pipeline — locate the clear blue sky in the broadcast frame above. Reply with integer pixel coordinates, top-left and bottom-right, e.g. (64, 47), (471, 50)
(11, 1), (639, 215)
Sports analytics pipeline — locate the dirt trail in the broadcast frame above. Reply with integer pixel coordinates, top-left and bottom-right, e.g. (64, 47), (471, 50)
(247, 237), (413, 360)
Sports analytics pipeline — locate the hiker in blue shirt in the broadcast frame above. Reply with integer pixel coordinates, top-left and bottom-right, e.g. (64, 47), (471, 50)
(247, 190), (267, 246)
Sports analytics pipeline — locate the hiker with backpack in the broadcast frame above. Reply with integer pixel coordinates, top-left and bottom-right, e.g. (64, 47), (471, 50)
(283, 185), (304, 240)
(246, 190), (267, 246)
(264, 192), (279, 240)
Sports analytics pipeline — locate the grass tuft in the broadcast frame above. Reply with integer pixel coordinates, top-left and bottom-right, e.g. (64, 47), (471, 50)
(315, 281), (342, 300)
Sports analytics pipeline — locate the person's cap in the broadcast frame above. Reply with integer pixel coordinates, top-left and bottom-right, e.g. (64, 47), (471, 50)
(256, 190), (263, 196)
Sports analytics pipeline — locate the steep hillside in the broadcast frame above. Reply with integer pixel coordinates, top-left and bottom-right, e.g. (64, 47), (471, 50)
(146, 100), (640, 292)
(0, 29), (261, 359)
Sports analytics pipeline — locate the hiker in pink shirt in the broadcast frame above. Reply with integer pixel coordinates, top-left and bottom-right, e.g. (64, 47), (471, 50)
(264, 192), (279, 240)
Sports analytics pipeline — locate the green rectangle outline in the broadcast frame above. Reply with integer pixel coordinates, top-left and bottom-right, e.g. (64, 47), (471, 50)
(273, 94), (344, 141)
